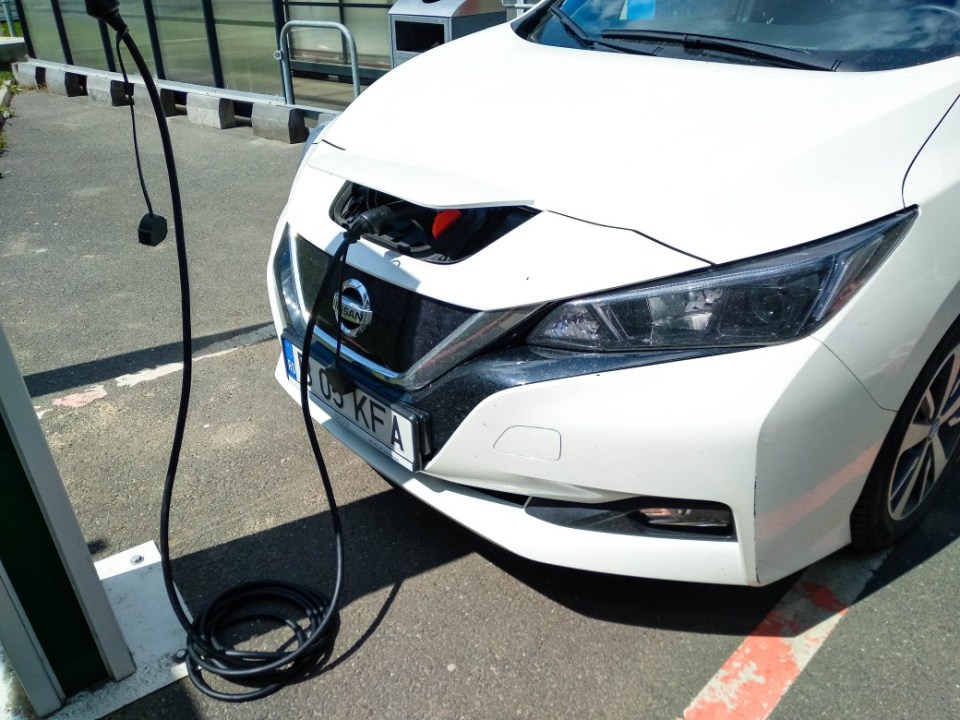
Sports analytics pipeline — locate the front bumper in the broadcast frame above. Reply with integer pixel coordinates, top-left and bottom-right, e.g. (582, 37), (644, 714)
(275, 335), (894, 586)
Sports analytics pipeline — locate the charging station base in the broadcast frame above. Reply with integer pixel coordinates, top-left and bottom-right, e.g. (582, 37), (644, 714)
(2, 542), (187, 720)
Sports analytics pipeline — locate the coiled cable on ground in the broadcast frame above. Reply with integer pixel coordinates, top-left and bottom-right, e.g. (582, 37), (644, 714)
(114, 22), (345, 702)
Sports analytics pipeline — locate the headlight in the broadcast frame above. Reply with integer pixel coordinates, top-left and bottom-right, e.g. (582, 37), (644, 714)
(528, 208), (917, 351)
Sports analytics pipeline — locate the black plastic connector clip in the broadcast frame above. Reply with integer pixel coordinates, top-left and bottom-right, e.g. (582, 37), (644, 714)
(138, 213), (168, 246)
(322, 364), (354, 395)
(84, 0), (127, 32)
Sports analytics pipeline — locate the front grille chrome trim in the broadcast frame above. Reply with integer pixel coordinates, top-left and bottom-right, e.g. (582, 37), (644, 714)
(278, 227), (545, 390)
(309, 325), (402, 383)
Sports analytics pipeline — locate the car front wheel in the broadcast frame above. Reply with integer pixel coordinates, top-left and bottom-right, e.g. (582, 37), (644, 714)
(852, 320), (960, 549)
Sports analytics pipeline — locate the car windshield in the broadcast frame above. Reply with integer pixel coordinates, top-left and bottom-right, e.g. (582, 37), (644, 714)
(523, 0), (960, 70)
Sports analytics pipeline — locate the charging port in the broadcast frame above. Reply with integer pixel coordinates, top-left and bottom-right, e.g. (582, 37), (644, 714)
(330, 182), (537, 263)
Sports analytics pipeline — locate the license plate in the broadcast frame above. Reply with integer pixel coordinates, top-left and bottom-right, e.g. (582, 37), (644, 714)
(283, 339), (421, 470)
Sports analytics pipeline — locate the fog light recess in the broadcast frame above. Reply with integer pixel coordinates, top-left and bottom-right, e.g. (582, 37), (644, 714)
(524, 497), (735, 539)
(636, 506), (734, 534)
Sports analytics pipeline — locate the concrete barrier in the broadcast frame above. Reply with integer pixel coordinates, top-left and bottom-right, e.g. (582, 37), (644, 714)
(46, 68), (85, 97)
(0, 37), (26, 67)
(251, 103), (308, 144)
(86, 76), (130, 107)
(134, 84), (177, 117)
(186, 94), (235, 129)
(11, 61), (43, 90)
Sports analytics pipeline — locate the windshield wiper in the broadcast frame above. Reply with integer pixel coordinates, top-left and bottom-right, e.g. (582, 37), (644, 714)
(599, 29), (840, 71)
(548, 6), (656, 56)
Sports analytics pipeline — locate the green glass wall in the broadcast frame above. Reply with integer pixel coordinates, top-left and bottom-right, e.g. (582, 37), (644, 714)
(18, 0), (394, 94)
(152, 0), (215, 86)
(19, 1), (65, 63)
(58, 0), (107, 70)
(288, 3), (342, 64)
(116, 2), (158, 75)
(212, 0), (279, 94)
(288, 1), (393, 68)
(343, 4), (391, 66)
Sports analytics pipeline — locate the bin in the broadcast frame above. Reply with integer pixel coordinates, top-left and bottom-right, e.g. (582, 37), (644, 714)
(389, 0), (507, 67)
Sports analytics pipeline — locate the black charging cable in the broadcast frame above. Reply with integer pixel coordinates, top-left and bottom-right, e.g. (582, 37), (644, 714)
(93, 1), (344, 701)
(322, 206), (396, 395)
(114, 31), (166, 247)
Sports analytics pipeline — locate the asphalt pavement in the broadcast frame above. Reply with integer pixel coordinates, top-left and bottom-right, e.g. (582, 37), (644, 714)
(1, 88), (958, 720)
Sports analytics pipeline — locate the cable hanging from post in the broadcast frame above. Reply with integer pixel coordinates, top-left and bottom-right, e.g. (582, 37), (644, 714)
(85, 0), (343, 701)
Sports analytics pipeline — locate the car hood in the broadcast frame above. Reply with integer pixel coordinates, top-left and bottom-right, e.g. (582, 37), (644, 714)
(320, 23), (960, 264)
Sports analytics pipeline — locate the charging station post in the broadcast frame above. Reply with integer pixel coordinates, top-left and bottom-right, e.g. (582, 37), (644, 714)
(0, 322), (135, 716)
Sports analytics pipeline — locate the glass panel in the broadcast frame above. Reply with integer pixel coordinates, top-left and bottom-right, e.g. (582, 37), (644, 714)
(116, 2), (157, 75)
(152, 0), (214, 86)
(286, 2), (393, 68)
(58, 0), (108, 69)
(288, 4), (344, 64)
(211, 0), (281, 95)
(19, 0), (65, 62)
(343, 5), (390, 67)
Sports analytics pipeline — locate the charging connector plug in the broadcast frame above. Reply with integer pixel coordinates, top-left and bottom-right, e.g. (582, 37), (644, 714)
(344, 205), (405, 242)
(84, 0), (126, 32)
(138, 213), (168, 246)
(321, 365), (354, 395)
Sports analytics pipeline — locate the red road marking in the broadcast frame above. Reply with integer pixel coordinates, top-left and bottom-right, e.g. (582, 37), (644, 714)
(680, 551), (888, 720)
(52, 384), (107, 409)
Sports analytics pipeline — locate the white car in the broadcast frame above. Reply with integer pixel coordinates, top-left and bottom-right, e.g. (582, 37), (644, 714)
(268, 0), (960, 585)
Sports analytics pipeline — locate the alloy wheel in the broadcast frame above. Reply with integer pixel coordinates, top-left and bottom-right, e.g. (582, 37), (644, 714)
(887, 346), (960, 521)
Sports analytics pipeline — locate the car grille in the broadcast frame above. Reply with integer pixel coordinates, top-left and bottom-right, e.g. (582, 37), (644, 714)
(291, 234), (475, 376)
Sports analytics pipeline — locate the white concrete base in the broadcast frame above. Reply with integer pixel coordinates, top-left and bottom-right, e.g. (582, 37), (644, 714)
(0, 644), (33, 720)
(1, 542), (187, 720)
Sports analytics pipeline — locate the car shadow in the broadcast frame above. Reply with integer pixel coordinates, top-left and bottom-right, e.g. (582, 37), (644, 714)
(165, 464), (959, 684)
(108, 467), (958, 717)
(857, 464), (960, 600)
(473, 543), (798, 636)
(169, 485), (473, 617)
(22, 322), (276, 398)
(169, 481), (790, 654)
(165, 485), (472, 697)
(485, 468), (960, 640)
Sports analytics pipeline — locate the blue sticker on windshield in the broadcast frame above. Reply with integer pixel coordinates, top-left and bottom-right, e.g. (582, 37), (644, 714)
(625, 0), (655, 20)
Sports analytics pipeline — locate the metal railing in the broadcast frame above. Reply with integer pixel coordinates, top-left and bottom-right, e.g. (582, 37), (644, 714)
(275, 20), (360, 106)
(501, 1), (536, 11)
(1, 0), (18, 37)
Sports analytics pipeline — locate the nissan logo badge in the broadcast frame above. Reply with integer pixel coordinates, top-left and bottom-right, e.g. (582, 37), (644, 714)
(332, 278), (373, 337)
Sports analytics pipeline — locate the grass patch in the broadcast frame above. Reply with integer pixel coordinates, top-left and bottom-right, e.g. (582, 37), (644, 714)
(0, 71), (20, 93)
(1, 21), (23, 38)
(0, 106), (9, 158)
(0, 69), (18, 177)
(0, 93), (13, 178)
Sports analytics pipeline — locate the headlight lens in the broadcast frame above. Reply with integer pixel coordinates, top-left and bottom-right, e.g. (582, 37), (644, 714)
(528, 209), (917, 351)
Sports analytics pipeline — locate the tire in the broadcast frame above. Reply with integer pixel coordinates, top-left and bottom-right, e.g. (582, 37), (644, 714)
(851, 319), (960, 550)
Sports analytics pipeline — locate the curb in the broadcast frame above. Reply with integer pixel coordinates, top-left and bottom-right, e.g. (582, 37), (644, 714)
(45, 67), (85, 97)
(0, 81), (11, 110)
(11, 60), (42, 90)
(17, 60), (345, 145)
